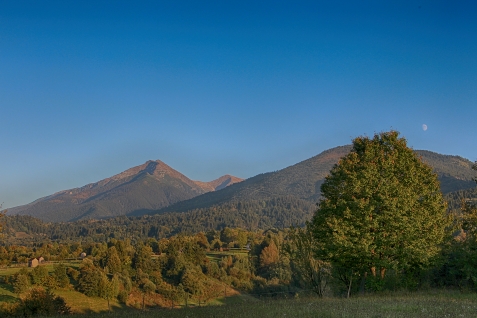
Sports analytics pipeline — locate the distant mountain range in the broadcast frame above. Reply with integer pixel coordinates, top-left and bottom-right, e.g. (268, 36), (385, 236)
(153, 147), (476, 215)
(8, 146), (476, 223)
(8, 160), (243, 222)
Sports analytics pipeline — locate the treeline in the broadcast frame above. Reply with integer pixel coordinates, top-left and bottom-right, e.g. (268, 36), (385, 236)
(3, 196), (315, 245)
(445, 188), (477, 211)
(3, 215), (477, 315)
(0, 228), (313, 315)
(4, 191), (477, 246)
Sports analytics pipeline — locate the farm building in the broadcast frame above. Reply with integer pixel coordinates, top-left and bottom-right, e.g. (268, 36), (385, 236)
(28, 258), (39, 268)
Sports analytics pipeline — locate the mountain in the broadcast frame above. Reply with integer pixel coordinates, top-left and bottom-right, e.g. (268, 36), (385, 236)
(416, 150), (476, 193)
(154, 147), (477, 215)
(8, 146), (476, 225)
(8, 160), (243, 222)
(4, 146), (476, 240)
(194, 175), (244, 192)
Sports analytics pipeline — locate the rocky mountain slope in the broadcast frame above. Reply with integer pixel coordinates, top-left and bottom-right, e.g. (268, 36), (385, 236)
(8, 160), (243, 222)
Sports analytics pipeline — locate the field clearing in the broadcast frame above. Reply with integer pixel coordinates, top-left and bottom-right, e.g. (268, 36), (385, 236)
(206, 249), (249, 262)
(55, 290), (122, 314)
(12, 290), (475, 318)
(2, 264), (477, 317)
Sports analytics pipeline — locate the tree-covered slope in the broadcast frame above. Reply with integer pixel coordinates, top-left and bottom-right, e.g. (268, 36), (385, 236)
(8, 146), (475, 223)
(416, 150), (476, 193)
(2, 196), (315, 243)
(156, 146), (351, 214)
(155, 147), (476, 215)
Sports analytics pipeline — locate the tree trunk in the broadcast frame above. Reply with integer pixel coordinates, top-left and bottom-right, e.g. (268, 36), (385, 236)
(347, 272), (353, 298)
(359, 271), (367, 294)
(370, 266), (376, 277)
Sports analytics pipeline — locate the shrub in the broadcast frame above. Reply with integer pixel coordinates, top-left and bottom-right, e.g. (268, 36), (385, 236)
(9, 287), (71, 317)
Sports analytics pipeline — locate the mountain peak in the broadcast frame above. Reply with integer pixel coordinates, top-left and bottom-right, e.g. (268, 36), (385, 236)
(8, 159), (244, 222)
(193, 174), (244, 192)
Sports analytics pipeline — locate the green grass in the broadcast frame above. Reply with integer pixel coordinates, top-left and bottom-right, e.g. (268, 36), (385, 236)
(206, 250), (249, 262)
(24, 290), (477, 318)
(55, 290), (122, 314)
(2, 266), (477, 317)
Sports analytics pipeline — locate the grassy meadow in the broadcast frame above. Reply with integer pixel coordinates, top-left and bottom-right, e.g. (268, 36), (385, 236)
(18, 290), (476, 318)
(2, 264), (477, 317)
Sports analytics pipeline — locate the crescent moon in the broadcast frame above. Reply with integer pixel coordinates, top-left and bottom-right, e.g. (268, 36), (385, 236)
(422, 124), (428, 131)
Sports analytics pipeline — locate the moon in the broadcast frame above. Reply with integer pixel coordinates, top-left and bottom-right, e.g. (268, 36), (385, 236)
(422, 124), (428, 131)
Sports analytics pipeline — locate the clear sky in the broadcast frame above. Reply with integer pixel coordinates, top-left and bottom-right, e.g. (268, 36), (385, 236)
(1, 1), (476, 209)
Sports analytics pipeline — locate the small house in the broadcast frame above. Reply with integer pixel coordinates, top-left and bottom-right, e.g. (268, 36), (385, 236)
(28, 258), (39, 268)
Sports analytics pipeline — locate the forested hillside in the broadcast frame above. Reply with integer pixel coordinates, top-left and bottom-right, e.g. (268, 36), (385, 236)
(2, 196), (315, 244)
(154, 147), (476, 216)
(445, 188), (477, 211)
(6, 146), (475, 224)
(417, 150), (476, 193)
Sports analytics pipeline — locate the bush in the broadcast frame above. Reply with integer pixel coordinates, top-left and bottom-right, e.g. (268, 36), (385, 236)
(13, 274), (30, 294)
(4, 287), (71, 317)
(117, 290), (129, 304)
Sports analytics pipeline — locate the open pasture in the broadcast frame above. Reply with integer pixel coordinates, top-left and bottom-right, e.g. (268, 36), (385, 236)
(15, 290), (476, 318)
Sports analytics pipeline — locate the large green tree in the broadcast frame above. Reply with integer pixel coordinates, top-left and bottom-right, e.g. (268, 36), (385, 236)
(312, 131), (449, 290)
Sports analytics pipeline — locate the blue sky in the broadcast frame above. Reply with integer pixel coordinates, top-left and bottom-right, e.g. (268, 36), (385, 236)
(1, 1), (476, 209)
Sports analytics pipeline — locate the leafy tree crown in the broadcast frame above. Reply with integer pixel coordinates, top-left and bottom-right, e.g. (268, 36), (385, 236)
(312, 131), (449, 275)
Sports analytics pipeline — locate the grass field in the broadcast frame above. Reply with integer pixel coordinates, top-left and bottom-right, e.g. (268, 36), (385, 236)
(2, 265), (477, 317)
(5, 290), (473, 318)
(206, 249), (249, 262)
(0, 264), (109, 310)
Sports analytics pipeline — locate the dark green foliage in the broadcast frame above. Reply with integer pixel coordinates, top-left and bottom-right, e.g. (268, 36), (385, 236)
(31, 265), (49, 286)
(283, 225), (330, 297)
(312, 131), (450, 294)
(445, 188), (477, 211)
(180, 266), (205, 295)
(436, 191), (477, 290)
(53, 263), (70, 288)
(105, 246), (122, 274)
(117, 290), (128, 304)
(132, 243), (153, 273)
(13, 274), (30, 294)
(77, 260), (107, 297)
(1, 197), (314, 245)
(5, 287), (71, 317)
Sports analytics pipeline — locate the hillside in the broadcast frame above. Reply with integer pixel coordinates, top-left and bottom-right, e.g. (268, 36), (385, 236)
(416, 150), (476, 193)
(155, 147), (476, 215)
(8, 160), (243, 222)
(7, 146), (475, 224)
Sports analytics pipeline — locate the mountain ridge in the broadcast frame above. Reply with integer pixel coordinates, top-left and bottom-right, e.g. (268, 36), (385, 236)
(8, 146), (476, 223)
(8, 160), (243, 222)
(153, 146), (476, 215)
